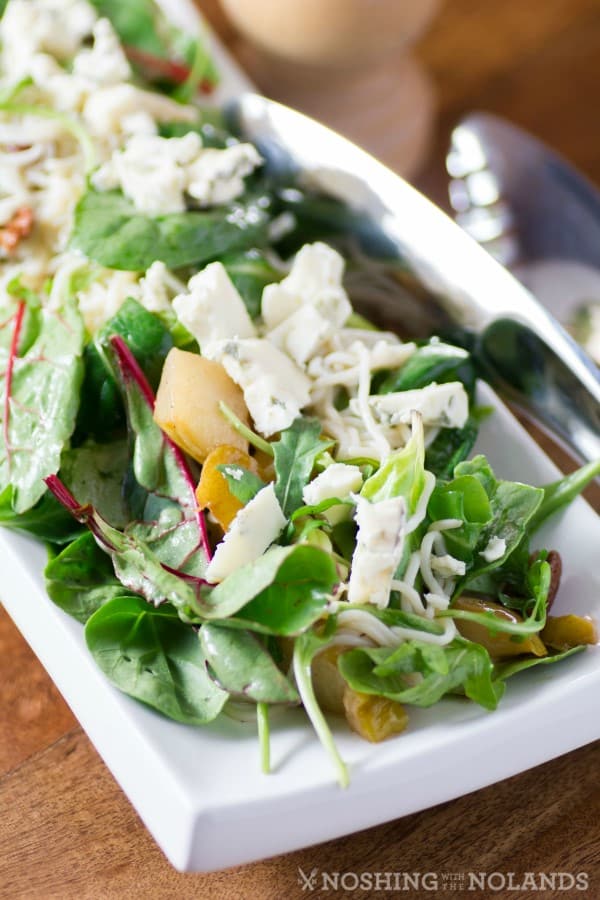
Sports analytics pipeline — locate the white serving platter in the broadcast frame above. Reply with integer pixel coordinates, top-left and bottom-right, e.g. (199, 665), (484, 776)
(1, 0), (599, 875)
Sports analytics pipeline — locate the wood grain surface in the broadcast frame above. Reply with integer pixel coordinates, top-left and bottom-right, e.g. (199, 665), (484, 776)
(2, 1), (600, 897)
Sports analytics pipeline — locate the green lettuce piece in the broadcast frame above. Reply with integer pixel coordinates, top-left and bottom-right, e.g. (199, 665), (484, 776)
(0, 484), (83, 544)
(361, 412), (425, 512)
(530, 459), (600, 533)
(377, 340), (472, 394)
(338, 637), (503, 710)
(495, 645), (586, 680)
(85, 595), (227, 723)
(59, 439), (129, 528)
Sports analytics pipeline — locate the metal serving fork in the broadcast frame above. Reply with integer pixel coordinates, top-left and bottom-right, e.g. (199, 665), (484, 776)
(225, 93), (600, 463)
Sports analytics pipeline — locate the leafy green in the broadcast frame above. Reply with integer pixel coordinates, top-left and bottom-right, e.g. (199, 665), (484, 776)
(71, 188), (272, 272)
(45, 532), (133, 623)
(45, 478), (203, 620)
(59, 440), (129, 528)
(273, 418), (334, 518)
(429, 455), (544, 583)
(0, 484), (83, 544)
(0, 298), (84, 513)
(89, 0), (219, 95)
(338, 637), (503, 710)
(495, 645), (586, 680)
(200, 544), (336, 629)
(76, 298), (173, 440)
(85, 595), (227, 723)
(361, 412), (425, 511)
(425, 413), (481, 479)
(222, 249), (283, 319)
(377, 340), (472, 394)
(530, 459), (600, 533)
(199, 623), (299, 704)
(110, 336), (209, 578)
(216, 464), (265, 505)
(292, 621), (349, 788)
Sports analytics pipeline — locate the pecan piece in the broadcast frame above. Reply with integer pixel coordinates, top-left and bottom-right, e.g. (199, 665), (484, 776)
(0, 206), (34, 254)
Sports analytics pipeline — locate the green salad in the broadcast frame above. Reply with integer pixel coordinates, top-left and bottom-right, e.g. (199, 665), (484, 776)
(0, 0), (598, 787)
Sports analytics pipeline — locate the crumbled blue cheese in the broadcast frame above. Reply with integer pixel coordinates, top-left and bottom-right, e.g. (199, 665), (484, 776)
(173, 262), (256, 346)
(186, 143), (263, 207)
(0, 0), (97, 80)
(205, 483), (286, 583)
(138, 261), (185, 315)
(302, 463), (363, 524)
(72, 17), (131, 86)
(83, 84), (196, 144)
(267, 305), (333, 367)
(261, 242), (352, 332)
(91, 133), (262, 215)
(479, 536), (506, 563)
(204, 337), (311, 436)
(347, 495), (406, 608)
(357, 382), (469, 430)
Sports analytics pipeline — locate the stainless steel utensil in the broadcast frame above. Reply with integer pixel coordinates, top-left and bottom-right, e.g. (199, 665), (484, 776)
(225, 93), (600, 463)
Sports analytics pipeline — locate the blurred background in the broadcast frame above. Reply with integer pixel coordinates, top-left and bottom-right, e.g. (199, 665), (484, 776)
(199, 0), (600, 203)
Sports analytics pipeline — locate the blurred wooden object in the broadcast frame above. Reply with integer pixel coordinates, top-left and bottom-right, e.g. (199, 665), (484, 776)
(2, 0), (600, 895)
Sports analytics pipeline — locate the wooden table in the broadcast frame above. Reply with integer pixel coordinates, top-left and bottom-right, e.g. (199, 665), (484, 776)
(2, 1), (600, 896)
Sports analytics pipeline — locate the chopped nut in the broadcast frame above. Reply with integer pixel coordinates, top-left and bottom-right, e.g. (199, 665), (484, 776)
(0, 207), (34, 254)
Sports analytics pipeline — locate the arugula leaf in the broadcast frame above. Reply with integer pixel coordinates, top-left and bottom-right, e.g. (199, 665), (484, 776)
(0, 484), (83, 544)
(45, 532), (133, 623)
(292, 621), (349, 788)
(273, 418), (334, 518)
(85, 595), (227, 723)
(377, 340), (472, 394)
(216, 463), (265, 505)
(222, 249), (283, 319)
(199, 623), (299, 704)
(530, 459), (600, 533)
(76, 298), (174, 440)
(338, 637), (503, 710)
(0, 298), (84, 513)
(71, 188), (272, 272)
(110, 335), (210, 578)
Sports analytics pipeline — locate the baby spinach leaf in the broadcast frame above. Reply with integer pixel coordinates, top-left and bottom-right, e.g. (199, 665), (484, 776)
(338, 637), (503, 711)
(0, 298), (84, 513)
(222, 248), (283, 319)
(200, 544), (336, 627)
(199, 623), (299, 704)
(45, 532), (133, 623)
(216, 464), (264, 505)
(110, 335), (209, 577)
(377, 340), (471, 394)
(71, 188), (272, 272)
(273, 418), (334, 518)
(225, 544), (337, 635)
(0, 484), (83, 544)
(85, 595), (227, 723)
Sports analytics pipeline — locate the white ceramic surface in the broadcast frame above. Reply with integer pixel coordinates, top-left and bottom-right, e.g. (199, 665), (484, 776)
(1, 0), (599, 875)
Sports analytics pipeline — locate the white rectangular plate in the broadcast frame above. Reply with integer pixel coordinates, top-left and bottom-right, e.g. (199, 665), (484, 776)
(1, 0), (599, 874)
